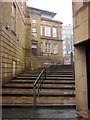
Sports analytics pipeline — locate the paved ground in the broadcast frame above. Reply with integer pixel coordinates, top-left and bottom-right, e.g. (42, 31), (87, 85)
(1, 107), (84, 119)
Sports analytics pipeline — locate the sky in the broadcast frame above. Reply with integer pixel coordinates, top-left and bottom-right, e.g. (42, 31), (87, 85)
(27, 0), (73, 25)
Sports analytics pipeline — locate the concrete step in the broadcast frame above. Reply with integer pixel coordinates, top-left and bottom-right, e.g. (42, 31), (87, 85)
(18, 75), (73, 77)
(2, 96), (33, 104)
(2, 103), (76, 108)
(15, 76), (73, 80)
(11, 80), (75, 85)
(49, 72), (73, 75)
(2, 65), (75, 108)
(2, 92), (75, 97)
(37, 97), (75, 104)
(46, 75), (73, 77)
(3, 85), (75, 90)
(11, 79), (75, 83)
(13, 76), (37, 80)
(2, 96), (75, 105)
(2, 88), (75, 94)
(46, 77), (73, 80)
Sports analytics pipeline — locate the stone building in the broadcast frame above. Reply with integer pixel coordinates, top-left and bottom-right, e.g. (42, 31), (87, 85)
(62, 24), (74, 64)
(0, 1), (31, 85)
(28, 7), (63, 66)
(72, 1), (90, 117)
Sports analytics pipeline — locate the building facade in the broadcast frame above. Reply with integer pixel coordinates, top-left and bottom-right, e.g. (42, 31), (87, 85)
(0, 1), (31, 85)
(28, 7), (63, 65)
(72, 0), (90, 117)
(62, 24), (74, 64)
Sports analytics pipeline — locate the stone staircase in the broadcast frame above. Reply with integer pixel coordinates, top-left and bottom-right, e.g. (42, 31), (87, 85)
(2, 65), (76, 108)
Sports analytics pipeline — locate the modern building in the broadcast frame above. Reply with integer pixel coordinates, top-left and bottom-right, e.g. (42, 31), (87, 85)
(62, 24), (74, 64)
(28, 7), (63, 65)
(72, 1), (90, 117)
(0, 1), (31, 85)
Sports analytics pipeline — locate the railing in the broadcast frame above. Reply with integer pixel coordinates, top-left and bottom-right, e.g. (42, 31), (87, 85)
(33, 65), (53, 108)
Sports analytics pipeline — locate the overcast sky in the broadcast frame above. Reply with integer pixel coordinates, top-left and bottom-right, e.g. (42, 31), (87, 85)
(27, 0), (73, 25)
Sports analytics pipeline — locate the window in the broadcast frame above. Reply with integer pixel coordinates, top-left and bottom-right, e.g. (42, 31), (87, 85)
(45, 43), (51, 53)
(32, 28), (36, 33)
(53, 44), (58, 54)
(32, 19), (36, 24)
(44, 26), (51, 37)
(44, 59), (51, 64)
(53, 27), (57, 37)
(31, 44), (37, 56)
(41, 25), (43, 36)
(12, 3), (16, 32)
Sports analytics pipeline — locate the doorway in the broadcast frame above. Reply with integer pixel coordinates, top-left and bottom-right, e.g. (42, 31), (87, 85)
(86, 43), (90, 109)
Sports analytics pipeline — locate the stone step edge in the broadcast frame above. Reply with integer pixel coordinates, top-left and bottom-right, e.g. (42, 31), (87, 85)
(1, 93), (75, 97)
(1, 103), (76, 108)
(14, 77), (73, 80)
(2, 86), (75, 89)
(10, 81), (75, 84)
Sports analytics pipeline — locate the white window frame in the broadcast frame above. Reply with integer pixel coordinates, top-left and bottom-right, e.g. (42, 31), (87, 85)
(53, 44), (58, 54)
(53, 27), (57, 37)
(32, 19), (36, 24)
(45, 43), (51, 53)
(44, 26), (51, 37)
(32, 28), (36, 33)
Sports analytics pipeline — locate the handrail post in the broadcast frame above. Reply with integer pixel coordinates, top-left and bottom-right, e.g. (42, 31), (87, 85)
(45, 68), (46, 80)
(33, 85), (36, 109)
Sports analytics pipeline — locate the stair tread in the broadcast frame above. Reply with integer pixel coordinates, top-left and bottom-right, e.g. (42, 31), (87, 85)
(2, 92), (75, 97)
(2, 103), (76, 107)
(11, 80), (75, 84)
(2, 96), (75, 104)
(2, 65), (75, 107)
(3, 85), (75, 89)
(2, 89), (75, 94)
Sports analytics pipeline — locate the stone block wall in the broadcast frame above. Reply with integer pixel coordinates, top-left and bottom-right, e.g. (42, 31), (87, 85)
(0, 1), (31, 85)
(1, 25), (26, 84)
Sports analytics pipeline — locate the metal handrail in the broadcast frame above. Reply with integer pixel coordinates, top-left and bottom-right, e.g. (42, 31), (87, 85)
(33, 65), (53, 108)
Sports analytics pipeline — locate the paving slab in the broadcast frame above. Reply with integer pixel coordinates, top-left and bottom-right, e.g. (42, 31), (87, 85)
(2, 107), (83, 119)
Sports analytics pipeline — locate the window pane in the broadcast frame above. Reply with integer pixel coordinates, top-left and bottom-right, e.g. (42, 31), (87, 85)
(44, 26), (51, 37)
(32, 28), (36, 32)
(45, 43), (51, 53)
(53, 27), (57, 37)
(32, 19), (36, 24)
(53, 44), (58, 54)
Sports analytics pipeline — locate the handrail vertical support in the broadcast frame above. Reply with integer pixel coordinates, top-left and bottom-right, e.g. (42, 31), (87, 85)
(45, 68), (46, 80)
(33, 86), (36, 109)
(33, 65), (53, 109)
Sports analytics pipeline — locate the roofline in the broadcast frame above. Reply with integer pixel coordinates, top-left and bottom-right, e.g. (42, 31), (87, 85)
(28, 7), (57, 18)
(41, 17), (63, 24)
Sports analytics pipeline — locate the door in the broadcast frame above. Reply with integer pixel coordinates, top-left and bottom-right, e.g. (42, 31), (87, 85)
(86, 44), (90, 109)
